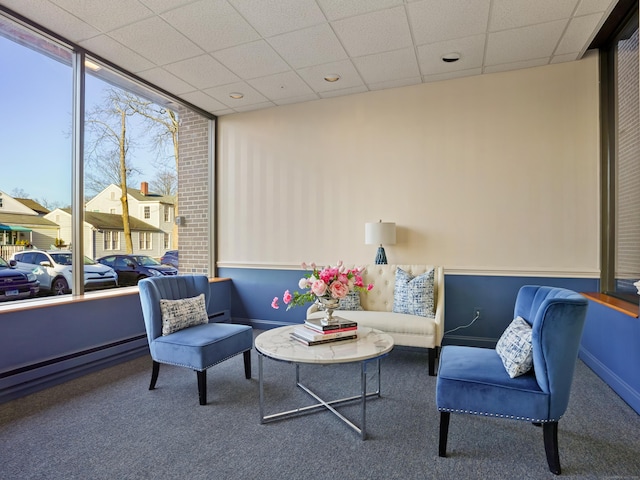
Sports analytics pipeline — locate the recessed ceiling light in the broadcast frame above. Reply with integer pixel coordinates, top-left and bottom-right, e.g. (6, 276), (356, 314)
(441, 52), (461, 63)
(324, 74), (341, 82)
(229, 92), (244, 99)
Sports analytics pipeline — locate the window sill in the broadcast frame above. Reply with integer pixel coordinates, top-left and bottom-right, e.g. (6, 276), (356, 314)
(0, 277), (230, 314)
(581, 292), (638, 318)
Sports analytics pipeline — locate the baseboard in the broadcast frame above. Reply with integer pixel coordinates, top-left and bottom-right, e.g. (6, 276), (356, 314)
(442, 334), (497, 348)
(0, 340), (149, 404)
(579, 346), (640, 415)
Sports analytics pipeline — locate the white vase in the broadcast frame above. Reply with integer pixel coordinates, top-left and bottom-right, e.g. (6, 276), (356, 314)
(317, 296), (340, 325)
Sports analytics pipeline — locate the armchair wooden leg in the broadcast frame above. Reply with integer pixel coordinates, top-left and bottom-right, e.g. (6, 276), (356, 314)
(438, 411), (450, 457)
(149, 361), (160, 390)
(543, 421), (561, 475)
(197, 370), (207, 406)
(428, 348), (437, 376)
(243, 350), (252, 379)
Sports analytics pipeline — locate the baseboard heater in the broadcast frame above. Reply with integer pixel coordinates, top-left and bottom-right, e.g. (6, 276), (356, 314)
(0, 334), (147, 379)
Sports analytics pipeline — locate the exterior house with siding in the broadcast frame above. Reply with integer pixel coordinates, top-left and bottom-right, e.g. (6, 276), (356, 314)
(0, 190), (58, 256)
(85, 182), (175, 254)
(44, 208), (164, 260)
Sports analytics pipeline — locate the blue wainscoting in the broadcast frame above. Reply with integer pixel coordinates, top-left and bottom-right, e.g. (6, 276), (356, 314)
(220, 267), (598, 346)
(580, 300), (640, 414)
(223, 267), (640, 414)
(0, 279), (232, 404)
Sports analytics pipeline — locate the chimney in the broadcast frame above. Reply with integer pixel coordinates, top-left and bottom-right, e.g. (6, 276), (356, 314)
(141, 182), (149, 196)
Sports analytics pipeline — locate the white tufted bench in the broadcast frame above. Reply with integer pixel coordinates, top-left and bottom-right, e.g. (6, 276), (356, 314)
(307, 264), (445, 375)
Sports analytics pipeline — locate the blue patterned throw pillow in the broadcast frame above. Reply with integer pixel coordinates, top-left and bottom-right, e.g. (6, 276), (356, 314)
(392, 267), (435, 317)
(160, 293), (209, 336)
(339, 290), (363, 311)
(495, 316), (533, 378)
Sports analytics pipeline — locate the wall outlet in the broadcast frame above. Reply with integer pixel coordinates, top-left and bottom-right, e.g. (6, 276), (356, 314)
(473, 307), (482, 319)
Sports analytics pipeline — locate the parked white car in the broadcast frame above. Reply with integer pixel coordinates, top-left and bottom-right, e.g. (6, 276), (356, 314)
(11, 250), (118, 295)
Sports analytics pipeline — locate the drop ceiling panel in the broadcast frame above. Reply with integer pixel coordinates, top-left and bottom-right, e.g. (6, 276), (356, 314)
(317, 0), (404, 21)
(137, 67), (196, 95)
(556, 13), (606, 55)
(213, 40), (291, 79)
(0, 0), (620, 115)
(353, 48), (421, 85)
(489, 0), (579, 31)
(0, 0), (100, 42)
(49, 0), (154, 32)
(161, 0), (260, 53)
(164, 54), (239, 89)
(248, 70), (316, 100)
(331, 6), (413, 57)
(108, 16), (204, 66)
(228, 0), (326, 37)
(268, 24), (348, 69)
(408, 0), (491, 46)
(79, 35), (156, 73)
(485, 20), (568, 66)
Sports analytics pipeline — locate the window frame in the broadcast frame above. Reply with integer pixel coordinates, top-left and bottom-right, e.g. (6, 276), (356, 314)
(599, 2), (640, 303)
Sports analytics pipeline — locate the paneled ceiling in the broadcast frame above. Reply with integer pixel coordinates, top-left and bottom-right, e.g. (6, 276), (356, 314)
(0, 0), (619, 116)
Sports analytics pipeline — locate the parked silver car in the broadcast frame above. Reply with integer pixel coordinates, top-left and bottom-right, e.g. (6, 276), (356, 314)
(11, 250), (118, 295)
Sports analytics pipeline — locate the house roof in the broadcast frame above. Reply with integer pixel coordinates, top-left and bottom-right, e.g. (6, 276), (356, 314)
(60, 209), (163, 233)
(14, 198), (50, 215)
(0, 212), (58, 229)
(126, 187), (174, 205)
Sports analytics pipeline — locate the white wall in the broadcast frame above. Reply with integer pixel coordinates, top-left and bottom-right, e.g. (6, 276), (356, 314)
(217, 53), (600, 277)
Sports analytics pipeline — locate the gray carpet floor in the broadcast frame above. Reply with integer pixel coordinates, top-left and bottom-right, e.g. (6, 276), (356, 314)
(1, 336), (639, 480)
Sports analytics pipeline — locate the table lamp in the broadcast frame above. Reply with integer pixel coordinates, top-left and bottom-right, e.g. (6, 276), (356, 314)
(365, 220), (396, 264)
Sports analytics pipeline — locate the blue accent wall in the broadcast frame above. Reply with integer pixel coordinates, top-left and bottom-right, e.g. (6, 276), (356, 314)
(220, 267), (598, 345)
(579, 300), (640, 414)
(0, 280), (232, 404)
(222, 266), (640, 414)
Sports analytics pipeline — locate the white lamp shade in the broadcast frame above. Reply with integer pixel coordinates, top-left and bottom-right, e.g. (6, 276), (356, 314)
(365, 222), (396, 245)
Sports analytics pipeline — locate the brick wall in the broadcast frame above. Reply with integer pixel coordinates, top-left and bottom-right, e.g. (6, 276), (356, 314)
(177, 106), (211, 275)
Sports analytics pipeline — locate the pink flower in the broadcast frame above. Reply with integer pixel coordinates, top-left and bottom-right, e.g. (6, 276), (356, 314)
(283, 290), (292, 304)
(337, 273), (349, 284)
(354, 275), (364, 288)
(271, 297), (280, 309)
(311, 279), (327, 296)
(367, 283), (374, 291)
(330, 281), (349, 299)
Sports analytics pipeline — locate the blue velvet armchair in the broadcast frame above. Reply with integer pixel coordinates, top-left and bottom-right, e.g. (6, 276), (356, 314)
(138, 275), (253, 405)
(436, 285), (588, 475)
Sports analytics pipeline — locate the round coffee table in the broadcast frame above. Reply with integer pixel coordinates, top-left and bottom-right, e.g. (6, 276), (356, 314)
(255, 325), (394, 440)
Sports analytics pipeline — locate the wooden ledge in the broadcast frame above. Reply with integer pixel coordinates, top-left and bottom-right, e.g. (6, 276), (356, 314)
(581, 292), (638, 318)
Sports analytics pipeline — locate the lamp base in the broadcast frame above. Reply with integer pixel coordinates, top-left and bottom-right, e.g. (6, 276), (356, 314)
(375, 246), (388, 265)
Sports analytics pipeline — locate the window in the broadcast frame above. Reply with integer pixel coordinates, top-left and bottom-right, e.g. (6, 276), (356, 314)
(0, 8), (208, 301)
(103, 231), (120, 251)
(139, 232), (152, 250)
(164, 205), (170, 222)
(164, 233), (170, 249)
(601, 3), (640, 303)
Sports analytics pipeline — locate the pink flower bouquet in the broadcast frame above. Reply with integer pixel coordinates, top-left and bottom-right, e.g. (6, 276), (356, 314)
(271, 261), (374, 311)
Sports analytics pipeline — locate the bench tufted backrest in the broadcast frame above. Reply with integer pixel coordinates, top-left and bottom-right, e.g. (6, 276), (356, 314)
(359, 264), (440, 313)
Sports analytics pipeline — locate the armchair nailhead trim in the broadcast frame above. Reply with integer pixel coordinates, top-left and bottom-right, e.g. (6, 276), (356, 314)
(438, 407), (560, 423)
(155, 348), (251, 372)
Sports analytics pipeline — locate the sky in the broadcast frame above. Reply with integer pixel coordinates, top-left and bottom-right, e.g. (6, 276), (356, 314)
(0, 33), (168, 209)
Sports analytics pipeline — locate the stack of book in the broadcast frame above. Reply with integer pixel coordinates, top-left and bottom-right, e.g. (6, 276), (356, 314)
(290, 318), (358, 346)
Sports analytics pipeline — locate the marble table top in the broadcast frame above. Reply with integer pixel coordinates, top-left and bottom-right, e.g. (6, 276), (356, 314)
(254, 325), (394, 364)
